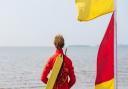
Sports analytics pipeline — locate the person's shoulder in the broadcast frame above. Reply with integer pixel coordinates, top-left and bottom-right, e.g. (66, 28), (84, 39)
(48, 54), (56, 62)
(64, 55), (72, 63)
(49, 53), (61, 61)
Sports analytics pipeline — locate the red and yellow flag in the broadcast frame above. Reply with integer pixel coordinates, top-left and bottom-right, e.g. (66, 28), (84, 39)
(75, 0), (114, 21)
(95, 14), (114, 89)
(75, 0), (115, 88)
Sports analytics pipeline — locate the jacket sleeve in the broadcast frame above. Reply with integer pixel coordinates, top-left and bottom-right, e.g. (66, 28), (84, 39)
(41, 57), (53, 84)
(68, 61), (76, 88)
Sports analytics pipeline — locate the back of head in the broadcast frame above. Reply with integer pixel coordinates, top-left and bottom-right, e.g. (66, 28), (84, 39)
(54, 34), (65, 49)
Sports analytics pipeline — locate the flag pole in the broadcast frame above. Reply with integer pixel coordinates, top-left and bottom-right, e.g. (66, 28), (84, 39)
(114, 0), (118, 89)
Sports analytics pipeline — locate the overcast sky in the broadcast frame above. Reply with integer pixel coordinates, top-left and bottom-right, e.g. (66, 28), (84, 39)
(0, 0), (127, 47)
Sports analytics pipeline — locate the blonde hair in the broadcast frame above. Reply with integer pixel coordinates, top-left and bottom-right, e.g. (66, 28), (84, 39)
(54, 34), (64, 49)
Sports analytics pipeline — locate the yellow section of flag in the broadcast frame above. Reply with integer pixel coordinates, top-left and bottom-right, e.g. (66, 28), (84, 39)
(75, 0), (114, 21)
(95, 79), (114, 89)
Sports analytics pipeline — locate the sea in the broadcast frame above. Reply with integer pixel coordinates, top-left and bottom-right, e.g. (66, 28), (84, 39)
(0, 46), (127, 89)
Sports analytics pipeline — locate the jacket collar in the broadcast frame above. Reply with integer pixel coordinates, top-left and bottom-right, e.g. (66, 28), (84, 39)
(55, 48), (63, 54)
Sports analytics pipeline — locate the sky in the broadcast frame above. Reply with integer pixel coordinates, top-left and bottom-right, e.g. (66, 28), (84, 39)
(0, 0), (127, 47)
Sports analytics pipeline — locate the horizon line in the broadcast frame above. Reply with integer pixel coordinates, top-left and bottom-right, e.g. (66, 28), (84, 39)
(0, 44), (128, 48)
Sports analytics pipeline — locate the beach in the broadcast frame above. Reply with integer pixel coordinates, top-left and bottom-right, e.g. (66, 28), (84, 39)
(0, 46), (128, 89)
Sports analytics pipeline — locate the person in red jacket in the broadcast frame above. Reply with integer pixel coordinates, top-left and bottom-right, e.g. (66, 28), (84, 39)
(41, 34), (76, 89)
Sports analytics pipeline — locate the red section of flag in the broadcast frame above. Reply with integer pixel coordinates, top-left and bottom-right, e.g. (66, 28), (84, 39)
(95, 14), (114, 85)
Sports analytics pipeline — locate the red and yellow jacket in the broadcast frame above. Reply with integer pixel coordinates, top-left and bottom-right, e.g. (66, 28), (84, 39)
(41, 48), (76, 89)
